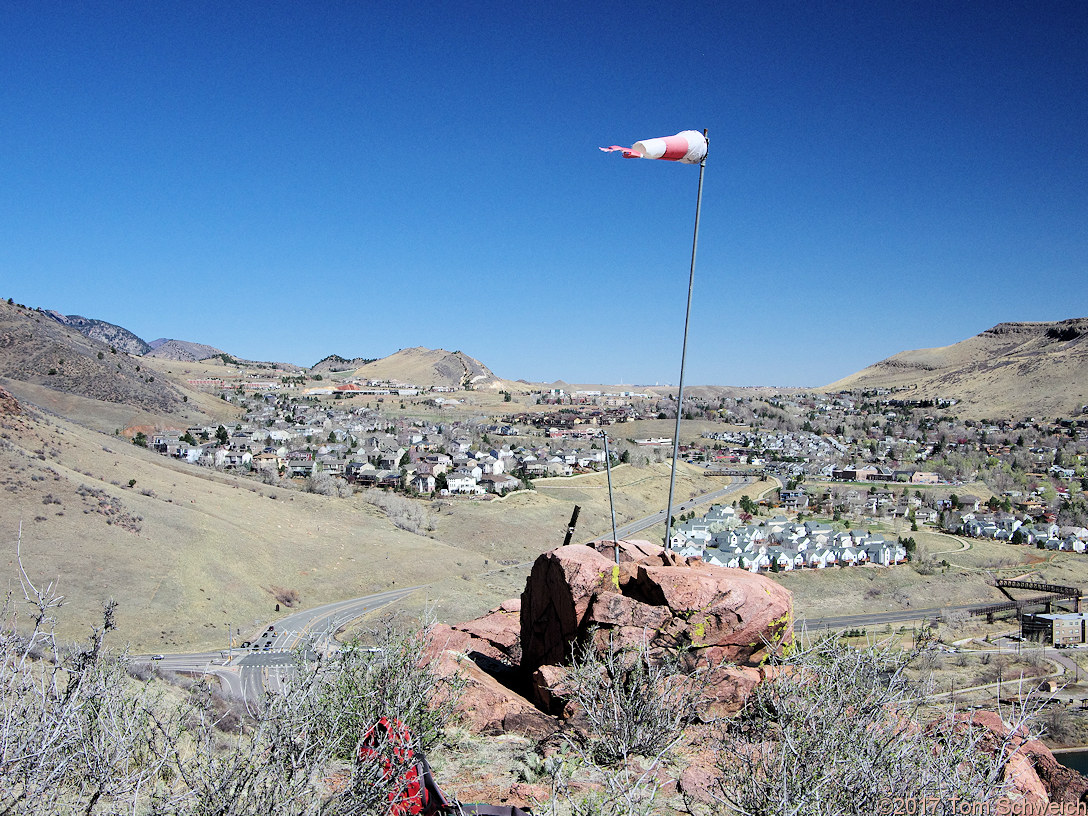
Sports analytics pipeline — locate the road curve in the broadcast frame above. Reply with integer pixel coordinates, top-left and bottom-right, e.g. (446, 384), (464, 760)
(133, 585), (422, 704)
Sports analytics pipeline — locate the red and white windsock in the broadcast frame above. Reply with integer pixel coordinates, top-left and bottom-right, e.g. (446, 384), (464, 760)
(600, 130), (707, 164)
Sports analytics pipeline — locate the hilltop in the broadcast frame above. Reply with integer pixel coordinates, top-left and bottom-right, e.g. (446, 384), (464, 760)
(310, 354), (377, 374)
(825, 318), (1088, 417)
(349, 347), (501, 390)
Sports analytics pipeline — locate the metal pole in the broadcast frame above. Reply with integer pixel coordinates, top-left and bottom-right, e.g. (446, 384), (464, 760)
(603, 432), (619, 563)
(664, 130), (707, 549)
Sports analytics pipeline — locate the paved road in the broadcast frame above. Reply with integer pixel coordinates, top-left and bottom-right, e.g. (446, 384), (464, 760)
(133, 586), (421, 706)
(796, 598), (1042, 632)
(797, 607), (950, 631)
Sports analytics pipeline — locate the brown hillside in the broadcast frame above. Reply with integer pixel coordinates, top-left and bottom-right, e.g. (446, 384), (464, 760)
(823, 318), (1088, 417)
(0, 400), (493, 651)
(350, 347), (500, 389)
(0, 301), (190, 417)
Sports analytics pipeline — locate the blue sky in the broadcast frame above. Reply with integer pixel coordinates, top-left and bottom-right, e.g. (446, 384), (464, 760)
(2, 2), (1086, 387)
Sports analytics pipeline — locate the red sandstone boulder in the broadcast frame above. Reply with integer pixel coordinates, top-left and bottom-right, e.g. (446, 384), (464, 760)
(691, 664), (764, 718)
(629, 561), (793, 666)
(452, 601), (522, 655)
(591, 538), (687, 567)
(435, 540), (792, 741)
(427, 625), (556, 740)
(520, 542), (793, 675)
(443, 653), (557, 739)
(520, 545), (620, 671)
(531, 664), (571, 716)
(427, 623), (508, 665)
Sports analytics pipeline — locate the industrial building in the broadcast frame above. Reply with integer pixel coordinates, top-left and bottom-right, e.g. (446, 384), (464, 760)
(1021, 611), (1088, 647)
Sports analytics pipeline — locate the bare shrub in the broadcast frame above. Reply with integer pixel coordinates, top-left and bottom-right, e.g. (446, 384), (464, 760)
(169, 674), (422, 815)
(542, 630), (716, 816)
(304, 471), (338, 496)
(1045, 702), (1076, 743)
(711, 632), (1040, 816)
(1, 534), (463, 815)
(912, 554), (938, 575)
(545, 754), (667, 816)
(259, 468), (284, 487)
(556, 631), (713, 766)
(940, 607), (969, 631)
(361, 488), (435, 534)
(0, 564), (180, 814)
(308, 617), (465, 757)
(269, 585), (300, 608)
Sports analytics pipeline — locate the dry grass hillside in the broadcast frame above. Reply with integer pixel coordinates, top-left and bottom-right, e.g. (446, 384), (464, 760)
(0, 396), (492, 652)
(348, 347), (501, 389)
(0, 382), (730, 653)
(824, 318), (1088, 418)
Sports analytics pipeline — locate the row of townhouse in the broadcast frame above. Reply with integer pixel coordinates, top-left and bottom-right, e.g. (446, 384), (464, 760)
(687, 538), (906, 572)
(672, 507), (907, 572)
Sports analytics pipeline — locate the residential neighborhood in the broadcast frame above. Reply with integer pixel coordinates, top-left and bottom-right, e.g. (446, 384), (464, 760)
(128, 373), (1088, 547)
(670, 504), (908, 572)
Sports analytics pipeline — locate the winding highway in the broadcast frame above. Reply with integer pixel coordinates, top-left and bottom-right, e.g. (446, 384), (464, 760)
(140, 586), (422, 707)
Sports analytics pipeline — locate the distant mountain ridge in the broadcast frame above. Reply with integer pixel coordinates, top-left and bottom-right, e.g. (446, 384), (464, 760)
(825, 318), (1088, 417)
(41, 310), (151, 355)
(1, 302), (187, 414)
(144, 339), (230, 363)
(16, 298), (1088, 418)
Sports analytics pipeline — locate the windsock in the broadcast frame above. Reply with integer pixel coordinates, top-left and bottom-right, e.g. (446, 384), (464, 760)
(600, 130), (707, 164)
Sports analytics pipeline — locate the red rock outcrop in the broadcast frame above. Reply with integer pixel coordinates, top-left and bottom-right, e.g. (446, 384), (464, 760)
(966, 710), (1088, 807)
(452, 599), (521, 656)
(433, 540), (790, 739)
(0, 387), (19, 416)
(427, 622), (557, 740)
(520, 540), (793, 676)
